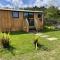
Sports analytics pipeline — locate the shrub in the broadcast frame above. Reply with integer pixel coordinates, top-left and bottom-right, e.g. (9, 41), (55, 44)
(1, 33), (10, 49)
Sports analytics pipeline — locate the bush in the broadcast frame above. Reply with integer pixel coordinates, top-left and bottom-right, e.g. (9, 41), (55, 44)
(1, 37), (10, 48)
(1, 33), (10, 49)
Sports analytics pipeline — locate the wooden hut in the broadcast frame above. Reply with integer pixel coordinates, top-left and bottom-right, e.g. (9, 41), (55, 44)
(0, 8), (44, 32)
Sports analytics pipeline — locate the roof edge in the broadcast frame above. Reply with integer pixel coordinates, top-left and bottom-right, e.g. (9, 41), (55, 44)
(0, 8), (43, 13)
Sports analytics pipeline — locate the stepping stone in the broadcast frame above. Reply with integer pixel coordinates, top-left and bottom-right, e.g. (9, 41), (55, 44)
(47, 37), (58, 41)
(0, 59), (1, 60)
(35, 33), (43, 36)
(40, 35), (49, 38)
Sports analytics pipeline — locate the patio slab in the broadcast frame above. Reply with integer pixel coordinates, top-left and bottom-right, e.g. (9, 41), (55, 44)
(40, 35), (49, 38)
(35, 33), (43, 36)
(47, 37), (58, 41)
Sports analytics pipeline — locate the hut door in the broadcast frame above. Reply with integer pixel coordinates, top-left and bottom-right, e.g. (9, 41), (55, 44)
(28, 12), (34, 26)
(24, 12), (34, 26)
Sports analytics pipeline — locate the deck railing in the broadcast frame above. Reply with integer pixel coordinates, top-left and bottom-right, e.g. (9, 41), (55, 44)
(23, 18), (29, 32)
(34, 19), (39, 31)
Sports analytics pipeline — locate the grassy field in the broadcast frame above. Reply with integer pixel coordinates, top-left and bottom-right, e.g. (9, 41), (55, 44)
(0, 30), (60, 60)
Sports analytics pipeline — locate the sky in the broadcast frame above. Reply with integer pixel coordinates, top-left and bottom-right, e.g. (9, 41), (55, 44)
(0, 0), (60, 8)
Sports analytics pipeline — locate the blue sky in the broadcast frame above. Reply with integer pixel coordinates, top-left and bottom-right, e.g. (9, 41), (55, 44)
(0, 0), (60, 8)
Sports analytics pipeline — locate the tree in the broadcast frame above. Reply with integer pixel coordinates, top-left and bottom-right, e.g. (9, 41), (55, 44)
(45, 6), (59, 19)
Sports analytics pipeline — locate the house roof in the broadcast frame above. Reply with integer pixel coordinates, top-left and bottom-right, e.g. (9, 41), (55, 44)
(0, 8), (43, 13)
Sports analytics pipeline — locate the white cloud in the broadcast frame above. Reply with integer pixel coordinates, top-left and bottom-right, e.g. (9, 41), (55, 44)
(6, 0), (34, 8)
(10, 0), (33, 8)
(6, 0), (24, 8)
(0, 0), (60, 8)
(33, 0), (60, 8)
(45, 0), (60, 7)
(0, 3), (13, 8)
(58, 7), (60, 10)
(5, 4), (13, 8)
(34, 0), (48, 7)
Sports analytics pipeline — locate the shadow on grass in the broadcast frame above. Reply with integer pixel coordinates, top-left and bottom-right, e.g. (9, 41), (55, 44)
(10, 31), (28, 35)
(37, 44), (50, 51)
(0, 45), (16, 56)
(33, 40), (50, 51)
(37, 44), (49, 51)
(6, 45), (16, 55)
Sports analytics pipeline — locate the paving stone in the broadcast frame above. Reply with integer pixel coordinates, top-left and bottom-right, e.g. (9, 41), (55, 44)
(35, 33), (43, 36)
(40, 35), (49, 38)
(35, 33), (58, 41)
(47, 37), (58, 41)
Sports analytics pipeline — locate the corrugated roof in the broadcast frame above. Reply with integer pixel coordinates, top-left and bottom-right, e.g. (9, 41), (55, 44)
(0, 8), (43, 13)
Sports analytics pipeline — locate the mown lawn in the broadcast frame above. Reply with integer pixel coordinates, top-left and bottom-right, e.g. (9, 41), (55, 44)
(0, 31), (60, 60)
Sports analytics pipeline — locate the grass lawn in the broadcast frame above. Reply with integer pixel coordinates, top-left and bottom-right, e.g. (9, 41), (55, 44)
(0, 31), (60, 60)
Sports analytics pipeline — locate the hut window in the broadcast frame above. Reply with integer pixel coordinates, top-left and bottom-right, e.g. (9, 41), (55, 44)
(12, 11), (19, 18)
(24, 12), (28, 18)
(38, 13), (42, 18)
(28, 12), (34, 18)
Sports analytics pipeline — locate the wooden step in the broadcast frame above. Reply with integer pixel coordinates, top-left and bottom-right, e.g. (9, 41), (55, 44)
(29, 26), (35, 29)
(29, 26), (36, 32)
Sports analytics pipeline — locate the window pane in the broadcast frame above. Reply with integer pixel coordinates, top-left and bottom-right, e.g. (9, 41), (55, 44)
(28, 13), (34, 18)
(12, 11), (19, 18)
(24, 12), (28, 18)
(38, 13), (42, 18)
